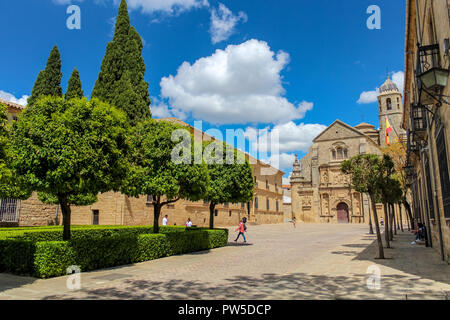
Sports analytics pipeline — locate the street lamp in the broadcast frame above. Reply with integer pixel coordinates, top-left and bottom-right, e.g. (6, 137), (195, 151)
(419, 67), (449, 92)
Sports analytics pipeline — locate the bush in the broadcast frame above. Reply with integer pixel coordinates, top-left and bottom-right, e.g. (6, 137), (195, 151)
(0, 226), (229, 279)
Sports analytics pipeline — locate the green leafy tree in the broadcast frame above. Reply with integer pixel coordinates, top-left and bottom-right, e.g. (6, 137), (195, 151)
(203, 141), (254, 228)
(378, 154), (396, 248)
(122, 119), (208, 233)
(92, 0), (151, 125)
(342, 154), (385, 259)
(0, 104), (31, 199)
(10, 96), (129, 240)
(27, 46), (63, 106)
(65, 68), (84, 100)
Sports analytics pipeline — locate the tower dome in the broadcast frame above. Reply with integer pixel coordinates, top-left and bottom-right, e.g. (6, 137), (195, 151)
(379, 76), (399, 94)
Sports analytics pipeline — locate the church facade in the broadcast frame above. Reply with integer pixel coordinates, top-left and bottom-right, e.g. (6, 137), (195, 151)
(290, 77), (405, 223)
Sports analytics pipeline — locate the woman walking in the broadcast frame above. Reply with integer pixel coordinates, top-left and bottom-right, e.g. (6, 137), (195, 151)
(234, 219), (247, 243)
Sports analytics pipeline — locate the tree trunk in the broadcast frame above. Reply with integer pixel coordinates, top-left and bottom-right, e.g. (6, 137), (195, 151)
(153, 202), (161, 234)
(398, 203), (404, 232)
(209, 202), (216, 229)
(393, 203), (398, 234)
(388, 203), (395, 241)
(367, 194), (374, 234)
(403, 199), (414, 230)
(59, 198), (71, 241)
(383, 202), (391, 248)
(370, 194), (384, 259)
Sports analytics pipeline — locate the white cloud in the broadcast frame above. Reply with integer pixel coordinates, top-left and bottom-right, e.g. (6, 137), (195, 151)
(245, 121), (327, 153)
(357, 89), (379, 104)
(357, 71), (405, 104)
(391, 71), (404, 93)
(160, 39), (314, 124)
(210, 3), (247, 44)
(282, 173), (292, 186)
(53, 0), (209, 15)
(0, 90), (29, 106)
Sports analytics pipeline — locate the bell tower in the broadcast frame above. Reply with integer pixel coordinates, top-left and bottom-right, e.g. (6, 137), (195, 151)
(377, 76), (405, 147)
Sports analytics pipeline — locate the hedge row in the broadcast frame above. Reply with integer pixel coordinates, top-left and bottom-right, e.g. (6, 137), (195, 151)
(0, 225), (190, 241)
(0, 228), (228, 278)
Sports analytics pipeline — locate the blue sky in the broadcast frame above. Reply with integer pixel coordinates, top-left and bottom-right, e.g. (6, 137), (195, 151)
(0, 0), (406, 182)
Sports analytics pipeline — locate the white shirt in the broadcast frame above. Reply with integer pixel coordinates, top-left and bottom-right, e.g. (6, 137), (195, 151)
(186, 221), (192, 227)
(162, 217), (168, 226)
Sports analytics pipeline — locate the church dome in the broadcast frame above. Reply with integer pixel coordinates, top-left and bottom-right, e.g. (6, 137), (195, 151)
(379, 76), (399, 93)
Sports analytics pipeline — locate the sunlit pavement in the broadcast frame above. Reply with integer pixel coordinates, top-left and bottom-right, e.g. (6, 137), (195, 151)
(0, 223), (449, 299)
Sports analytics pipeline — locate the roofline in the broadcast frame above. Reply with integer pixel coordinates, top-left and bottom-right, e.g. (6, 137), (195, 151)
(0, 98), (26, 110)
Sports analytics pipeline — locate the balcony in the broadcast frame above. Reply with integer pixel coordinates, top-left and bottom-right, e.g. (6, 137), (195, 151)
(407, 129), (420, 155)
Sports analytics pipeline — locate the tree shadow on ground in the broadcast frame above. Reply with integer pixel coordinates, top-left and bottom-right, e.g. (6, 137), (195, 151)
(42, 271), (448, 300)
(0, 273), (37, 294)
(226, 242), (253, 247)
(330, 231), (450, 285)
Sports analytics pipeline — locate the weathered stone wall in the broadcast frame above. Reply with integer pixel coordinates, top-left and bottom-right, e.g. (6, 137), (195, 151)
(18, 193), (59, 226)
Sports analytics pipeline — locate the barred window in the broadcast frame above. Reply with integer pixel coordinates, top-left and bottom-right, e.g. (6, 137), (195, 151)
(436, 128), (450, 218)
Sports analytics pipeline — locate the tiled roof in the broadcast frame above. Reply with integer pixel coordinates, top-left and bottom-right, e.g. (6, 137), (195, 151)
(0, 98), (26, 110)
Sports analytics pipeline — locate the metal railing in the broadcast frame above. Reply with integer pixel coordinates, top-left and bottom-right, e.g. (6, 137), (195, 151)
(0, 199), (21, 222)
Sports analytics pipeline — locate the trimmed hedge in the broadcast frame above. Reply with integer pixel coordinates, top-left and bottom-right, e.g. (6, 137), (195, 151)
(0, 227), (228, 278)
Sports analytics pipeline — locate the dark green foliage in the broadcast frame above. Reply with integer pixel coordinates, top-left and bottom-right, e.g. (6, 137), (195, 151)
(92, 0), (151, 125)
(122, 119), (209, 233)
(0, 226), (228, 278)
(65, 68), (84, 100)
(10, 96), (129, 239)
(28, 46), (63, 106)
(203, 141), (254, 228)
(0, 104), (32, 199)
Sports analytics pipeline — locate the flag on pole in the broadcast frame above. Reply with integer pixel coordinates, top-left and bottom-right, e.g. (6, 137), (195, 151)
(385, 116), (393, 146)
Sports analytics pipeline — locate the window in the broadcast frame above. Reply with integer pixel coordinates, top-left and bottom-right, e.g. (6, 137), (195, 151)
(229, 210), (232, 217)
(241, 202), (245, 208)
(337, 148), (343, 159)
(276, 200), (279, 212)
(275, 183), (278, 192)
(254, 176), (258, 187)
(332, 150), (336, 159)
(92, 210), (99, 225)
(266, 198), (270, 210)
(254, 197), (258, 209)
(344, 149), (348, 158)
(436, 127), (450, 218)
(266, 180), (269, 190)
(0, 199), (20, 222)
(214, 210), (218, 217)
(146, 195), (153, 203)
(386, 98), (392, 110)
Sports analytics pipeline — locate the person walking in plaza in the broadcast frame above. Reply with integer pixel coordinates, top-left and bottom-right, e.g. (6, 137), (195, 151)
(292, 217), (297, 228)
(185, 217), (193, 227)
(162, 215), (168, 226)
(234, 219), (247, 243)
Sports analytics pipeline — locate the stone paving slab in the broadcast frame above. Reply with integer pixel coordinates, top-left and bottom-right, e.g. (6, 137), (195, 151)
(0, 223), (448, 300)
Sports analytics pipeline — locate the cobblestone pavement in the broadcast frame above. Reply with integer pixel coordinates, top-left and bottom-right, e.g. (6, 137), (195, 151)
(0, 223), (449, 300)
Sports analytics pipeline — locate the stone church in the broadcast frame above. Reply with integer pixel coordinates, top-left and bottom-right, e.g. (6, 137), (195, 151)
(290, 76), (405, 223)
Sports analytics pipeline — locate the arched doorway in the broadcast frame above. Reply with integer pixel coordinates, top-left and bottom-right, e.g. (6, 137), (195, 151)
(336, 202), (349, 223)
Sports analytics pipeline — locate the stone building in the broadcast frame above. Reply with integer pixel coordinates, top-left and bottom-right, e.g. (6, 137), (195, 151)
(290, 77), (406, 224)
(0, 108), (284, 227)
(403, 0), (450, 261)
(282, 184), (292, 222)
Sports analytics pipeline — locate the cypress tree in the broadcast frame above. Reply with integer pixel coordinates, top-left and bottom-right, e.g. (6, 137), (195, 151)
(92, 0), (151, 125)
(65, 68), (84, 100)
(28, 45), (63, 106)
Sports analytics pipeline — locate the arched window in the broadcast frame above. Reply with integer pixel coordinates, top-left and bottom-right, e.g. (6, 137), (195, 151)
(254, 197), (258, 209)
(386, 98), (392, 110)
(332, 145), (348, 160)
(332, 150), (336, 160)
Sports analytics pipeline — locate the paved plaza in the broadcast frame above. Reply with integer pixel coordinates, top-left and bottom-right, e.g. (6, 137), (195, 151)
(0, 223), (449, 300)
